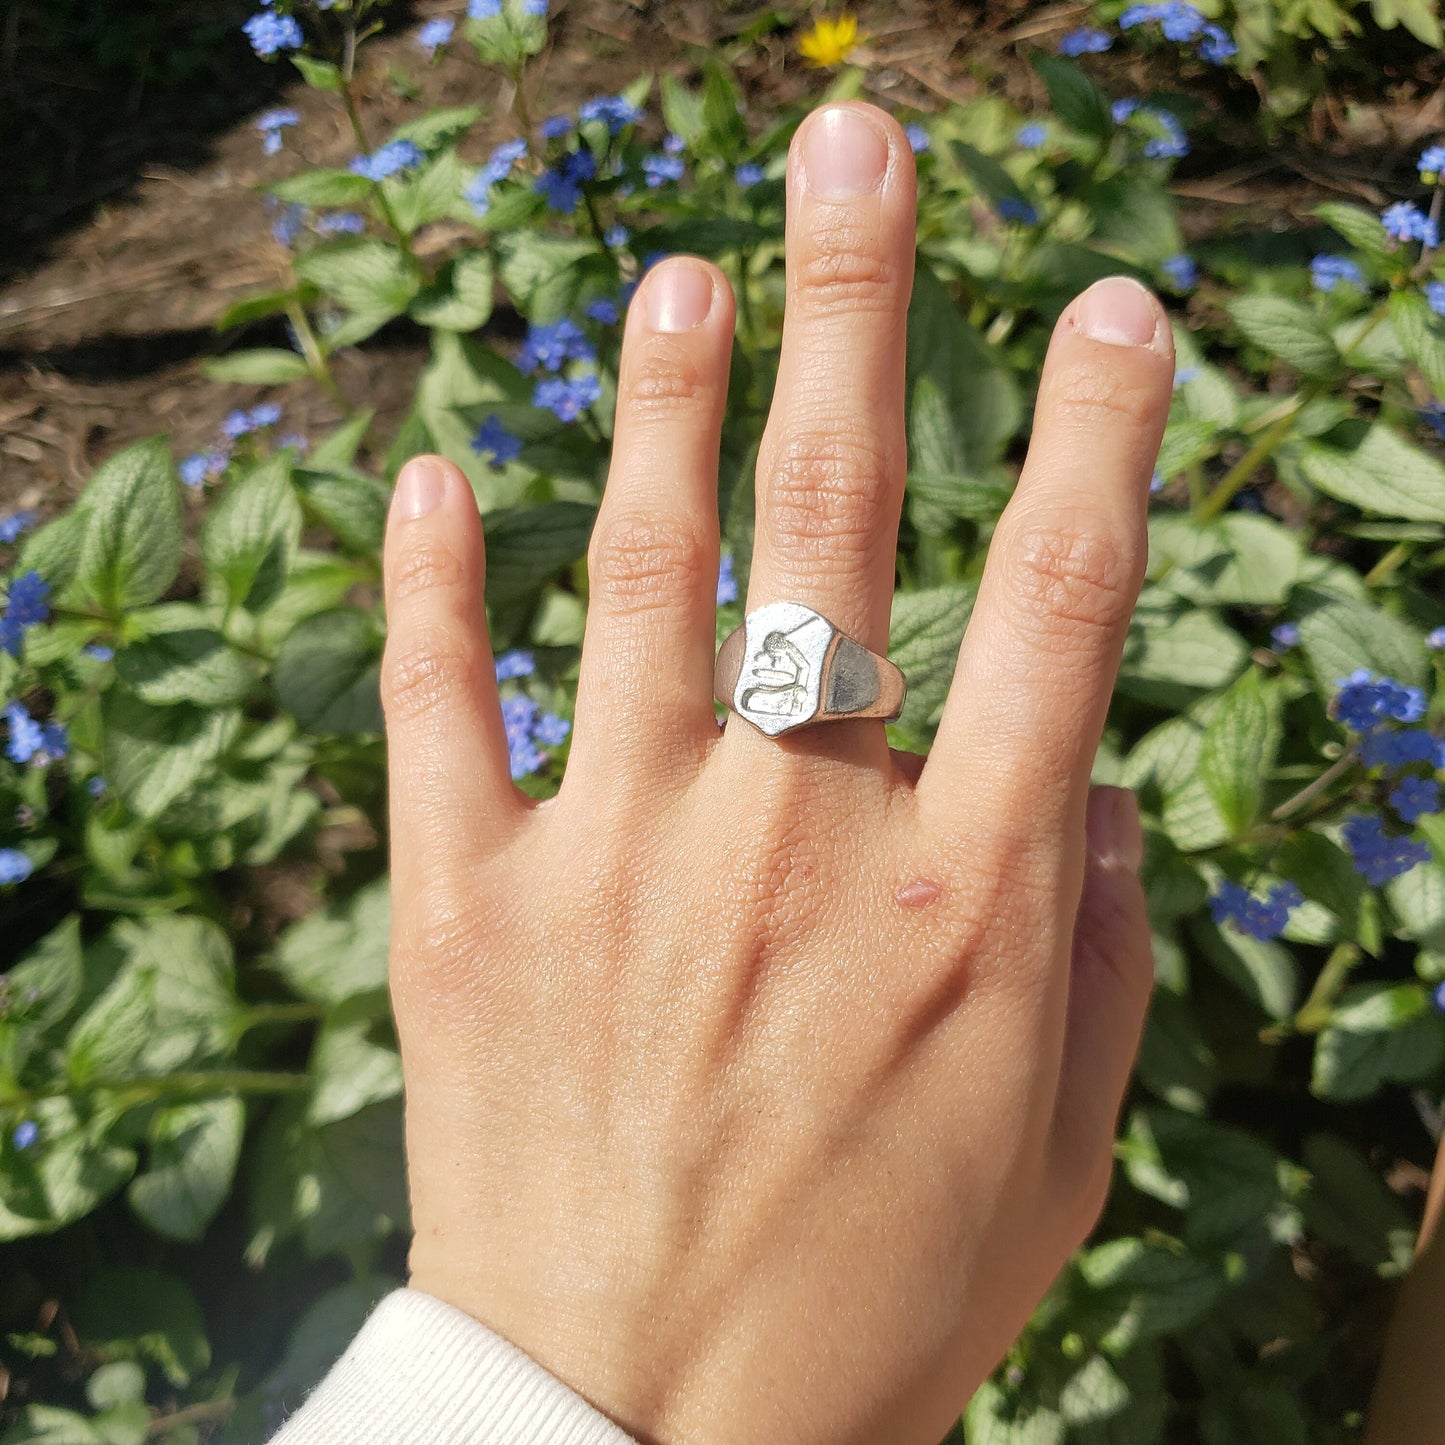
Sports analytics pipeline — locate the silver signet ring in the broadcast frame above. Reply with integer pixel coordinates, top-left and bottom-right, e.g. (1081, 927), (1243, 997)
(714, 601), (907, 738)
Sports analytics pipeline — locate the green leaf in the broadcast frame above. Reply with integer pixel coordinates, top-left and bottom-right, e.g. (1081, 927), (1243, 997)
(1120, 1108), (1286, 1247)
(659, 75), (707, 146)
(1152, 416), (1220, 484)
(965, 1381), (1066, 1445)
(1195, 912), (1301, 1019)
(263, 1280), (391, 1401)
(906, 469), (1013, 533)
(116, 629), (257, 707)
(1298, 422), (1445, 522)
(1313, 201), (1392, 261)
(0, 1099), (136, 1242)
(308, 411), (374, 470)
(1149, 513), (1301, 606)
(1031, 50), (1112, 139)
(1080, 1231), (1224, 1348)
(408, 249), (495, 331)
(272, 877), (391, 1003)
(86, 1364), (146, 1412)
(202, 349), (312, 385)
(389, 148), (467, 234)
(308, 994), (403, 1125)
(0, 1405), (109, 1443)
(1295, 585), (1428, 690)
(1135, 989), (1215, 1114)
(483, 502), (597, 604)
(495, 233), (595, 316)
(887, 586), (975, 747)
(1198, 669), (1278, 835)
(247, 1098), (407, 1263)
(273, 608), (383, 734)
(102, 692), (242, 820)
(392, 105), (481, 151)
(1087, 171), (1184, 265)
(295, 239), (422, 334)
(1312, 982), (1445, 1099)
(16, 510), (87, 596)
(270, 169), (372, 207)
(66, 917), (237, 1081)
(291, 52), (343, 91)
(127, 1099), (245, 1241)
(201, 455), (305, 611)
(1371, 0), (1443, 44)
(1300, 1132), (1415, 1275)
(1389, 288), (1445, 397)
(295, 467), (390, 554)
(6, 916), (85, 1041)
(1119, 602), (1249, 704)
(75, 1269), (210, 1388)
(74, 438), (183, 614)
(906, 266), (1020, 474)
(1226, 295), (1339, 376)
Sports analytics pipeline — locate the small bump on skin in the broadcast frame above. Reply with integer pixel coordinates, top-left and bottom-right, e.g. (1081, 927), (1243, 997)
(896, 878), (942, 909)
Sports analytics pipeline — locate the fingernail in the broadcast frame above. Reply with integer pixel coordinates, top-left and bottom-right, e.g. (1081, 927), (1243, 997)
(1086, 788), (1144, 872)
(1074, 276), (1162, 348)
(395, 456), (448, 521)
(802, 105), (890, 200)
(646, 261), (714, 332)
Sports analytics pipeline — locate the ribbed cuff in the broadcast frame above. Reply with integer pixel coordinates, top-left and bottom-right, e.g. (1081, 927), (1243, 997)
(269, 1289), (636, 1445)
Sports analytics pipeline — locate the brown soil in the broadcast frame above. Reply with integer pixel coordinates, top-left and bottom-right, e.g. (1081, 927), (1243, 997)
(1, 0), (1442, 520)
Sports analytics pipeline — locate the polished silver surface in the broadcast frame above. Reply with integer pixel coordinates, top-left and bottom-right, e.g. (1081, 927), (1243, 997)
(714, 601), (906, 738)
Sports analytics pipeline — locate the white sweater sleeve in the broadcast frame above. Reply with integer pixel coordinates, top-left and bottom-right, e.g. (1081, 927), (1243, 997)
(269, 1289), (637, 1445)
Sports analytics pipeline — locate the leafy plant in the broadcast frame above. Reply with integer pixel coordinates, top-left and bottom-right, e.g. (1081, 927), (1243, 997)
(3, 1), (1445, 1440)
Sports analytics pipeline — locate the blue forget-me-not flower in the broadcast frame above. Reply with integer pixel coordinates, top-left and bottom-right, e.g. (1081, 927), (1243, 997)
(1310, 254), (1364, 292)
(0, 850), (31, 886)
(1059, 27), (1112, 54)
(244, 11), (304, 57)
(1210, 880), (1304, 941)
(1, 572), (51, 658)
(0, 511), (36, 544)
(472, 415), (524, 467)
(416, 17), (454, 53)
(1382, 201), (1439, 247)
(350, 140), (424, 182)
(256, 108), (299, 155)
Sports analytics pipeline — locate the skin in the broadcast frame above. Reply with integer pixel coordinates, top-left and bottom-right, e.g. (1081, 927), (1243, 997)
(380, 102), (1175, 1444)
(1364, 1130), (1445, 1445)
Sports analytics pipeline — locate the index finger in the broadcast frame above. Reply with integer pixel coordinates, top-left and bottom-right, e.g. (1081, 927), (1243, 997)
(917, 277), (1173, 859)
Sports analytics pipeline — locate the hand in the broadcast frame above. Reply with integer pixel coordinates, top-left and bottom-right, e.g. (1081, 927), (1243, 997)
(381, 101), (1173, 1445)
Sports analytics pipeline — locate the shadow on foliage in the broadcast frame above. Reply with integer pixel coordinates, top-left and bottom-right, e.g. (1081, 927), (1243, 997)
(0, 0), (418, 283)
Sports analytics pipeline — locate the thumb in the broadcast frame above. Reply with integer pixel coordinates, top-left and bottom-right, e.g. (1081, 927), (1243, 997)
(1049, 786), (1154, 1203)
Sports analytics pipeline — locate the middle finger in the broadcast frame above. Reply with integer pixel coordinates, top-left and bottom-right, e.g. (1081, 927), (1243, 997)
(730, 102), (917, 764)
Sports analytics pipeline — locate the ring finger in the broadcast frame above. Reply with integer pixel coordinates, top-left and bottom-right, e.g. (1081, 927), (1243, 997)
(728, 102), (917, 766)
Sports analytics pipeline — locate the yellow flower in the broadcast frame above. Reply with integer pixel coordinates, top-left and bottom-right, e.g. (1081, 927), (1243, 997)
(797, 14), (865, 67)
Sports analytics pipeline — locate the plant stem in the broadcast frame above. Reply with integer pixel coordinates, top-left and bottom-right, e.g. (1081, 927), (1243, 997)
(338, 21), (421, 277)
(145, 1398), (235, 1439)
(1294, 942), (1362, 1034)
(1194, 401), (1303, 524)
(236, 1001), (327, 1034)
(1270, 743), (1358, 822)
(285, 299), (344, 405)
(2, 1070), (309, 1111)
(1363, 541), (1413, 587)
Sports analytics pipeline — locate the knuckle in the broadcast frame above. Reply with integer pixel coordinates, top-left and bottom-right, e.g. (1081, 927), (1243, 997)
(381, 624), (475, 724)
(762, 430), (896, 565)
(587, 511), (709, 612)
(624, 336), (711, 420)
(1050, 358), (1162, 432)
(1006, 515), (1138, 644)
(388, 537), (469, 605)
(794, 221), (900, 315)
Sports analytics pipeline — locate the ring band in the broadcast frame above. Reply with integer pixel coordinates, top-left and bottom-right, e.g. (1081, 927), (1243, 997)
(714, 601), (906, 737)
